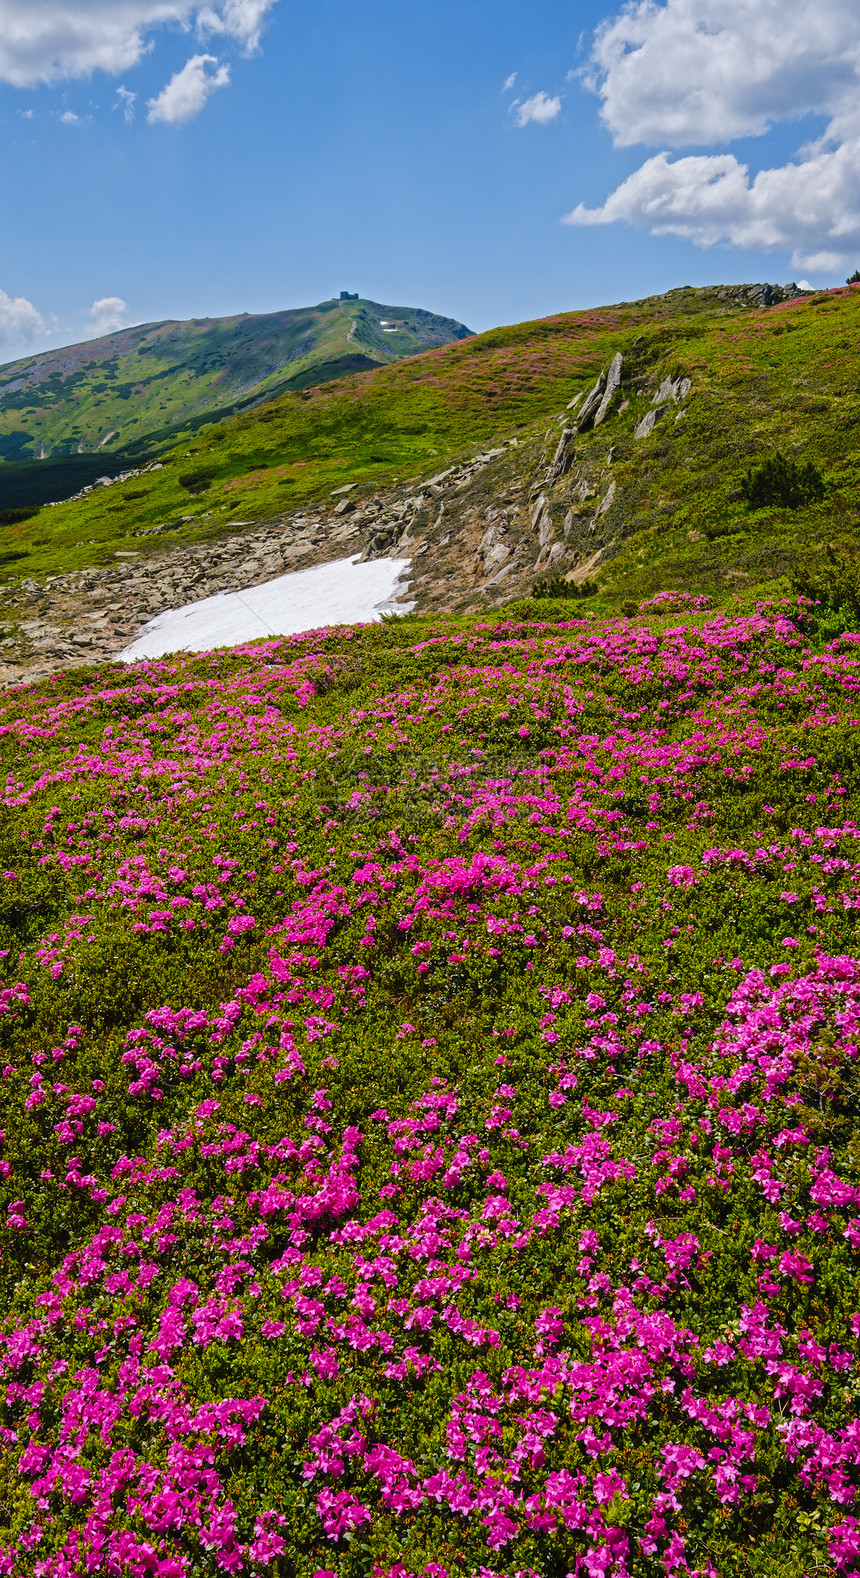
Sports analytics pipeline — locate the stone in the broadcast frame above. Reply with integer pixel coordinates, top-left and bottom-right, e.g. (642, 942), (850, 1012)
(635, 407), (666, 440)
(593, 353), (623, 426)
(595, 481), (616, 518)
(549, 427), (575, 481)
(530, 493), (550, 533)
(652, 374), (692, 406)
(573, 373), (607, 434)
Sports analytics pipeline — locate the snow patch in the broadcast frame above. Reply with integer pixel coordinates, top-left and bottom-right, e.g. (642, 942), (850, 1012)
(120, 555), (413, 663)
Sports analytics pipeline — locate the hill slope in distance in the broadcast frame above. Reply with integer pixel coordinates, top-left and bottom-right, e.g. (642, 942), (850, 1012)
(0, 296), (473, 474)
(6, 278), (859, 613)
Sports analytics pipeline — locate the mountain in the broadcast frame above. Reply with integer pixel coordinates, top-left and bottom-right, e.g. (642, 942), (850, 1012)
(0, 296), (473, 499)
(3, 278), (857, 627)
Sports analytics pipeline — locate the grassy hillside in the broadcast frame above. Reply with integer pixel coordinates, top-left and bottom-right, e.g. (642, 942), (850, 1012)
(0, 298), (473, 504)
(3, 283), (859, 604)
(1, 597), (860, 1575)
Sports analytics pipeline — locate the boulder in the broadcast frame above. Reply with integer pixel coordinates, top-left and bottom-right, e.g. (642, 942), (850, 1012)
(593, 353), (623, 426)
(635, 407), (667, 440)
(652, 374), (692, 406)
(573, 372), (607, 433)
(549, 426), (575, 481)
(595, 481), (616, 518)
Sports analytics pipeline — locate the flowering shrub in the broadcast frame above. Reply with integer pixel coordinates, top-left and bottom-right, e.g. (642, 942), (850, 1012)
(0, 601), (859, 1575)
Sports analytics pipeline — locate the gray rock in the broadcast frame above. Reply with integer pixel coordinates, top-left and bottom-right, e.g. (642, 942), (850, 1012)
(573, 372), (607, 433)
(595, 481), (616, 518)
(652, 374), (692, 406)
(549, 426), (575, 481)
(635, 407), (667, 439)
(593, 353), (623, 427)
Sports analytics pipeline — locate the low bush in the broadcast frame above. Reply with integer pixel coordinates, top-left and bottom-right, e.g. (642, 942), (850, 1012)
(178, 467), (217, 493)
(792, 546), (860, 637)
(0, 602), (858, 1575)
(740, 452), (825, 509)
(0, 506), (40, 526)
(532, 574), (597, 599)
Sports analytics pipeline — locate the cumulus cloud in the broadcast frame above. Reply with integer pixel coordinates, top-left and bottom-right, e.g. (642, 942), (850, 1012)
(569, 0), (860, 270)
(87, 296), (129, 334)
(147, 51), (229, 122)
(502, 72), (517, 92)
(565, 137), (860, 271)
(586, 0), (860, 149)
(0, 0), (276, 88)
(0, 287), (44, 346)
(513, 91), (562, 127)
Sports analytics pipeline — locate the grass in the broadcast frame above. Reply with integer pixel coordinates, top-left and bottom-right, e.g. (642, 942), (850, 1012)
(2, 285), (860, 604)
(0, 298), (472, 510)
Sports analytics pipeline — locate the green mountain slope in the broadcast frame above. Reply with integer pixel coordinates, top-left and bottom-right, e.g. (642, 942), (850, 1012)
(3, 281), (860, 617)
(0, 296), (473, 471)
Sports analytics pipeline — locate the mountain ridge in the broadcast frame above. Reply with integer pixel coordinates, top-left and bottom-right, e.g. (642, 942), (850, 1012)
(0, 297), (473, 486)
(2, 280), (859, 684)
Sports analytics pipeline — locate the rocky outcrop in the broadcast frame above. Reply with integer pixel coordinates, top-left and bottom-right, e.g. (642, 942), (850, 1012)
(570, 353), (625, 435)
(714, 282), (807, 308)
(593, 353), (623, 427)
(635, 372), (692, 439)
(572, 373), (608, 434)
(549, 427), (575, 481)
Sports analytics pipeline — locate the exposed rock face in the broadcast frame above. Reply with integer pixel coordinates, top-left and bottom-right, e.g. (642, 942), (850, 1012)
(634, 407), (666, 440)
(593, 353), (623, 427)
(573, 373), (608, 434)
(714, 282), (806, 308)
(549, 427), (575, 481)
(635, 373), (692, 438)
(595, 480), (616, 519)
(652, 374), (691, 406)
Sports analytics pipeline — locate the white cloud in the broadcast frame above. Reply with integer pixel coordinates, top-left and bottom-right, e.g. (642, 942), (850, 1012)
(147, 51), (229, 122)
(59, 107), (84, 122)
(587, 0), (860, 149)
(564, 138), (860, 270)
(513, 91), (562, 127)
(569, 0), (860, 270)
(87, 296), (129, 334)
(0, 0), (276, 88)
(115, 84), (136, 121)
(0, 287), (44, 346)
(502, 72), (517, 92)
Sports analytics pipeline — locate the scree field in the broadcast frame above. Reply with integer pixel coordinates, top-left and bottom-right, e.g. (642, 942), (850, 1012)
(1, 585), (860, 1577)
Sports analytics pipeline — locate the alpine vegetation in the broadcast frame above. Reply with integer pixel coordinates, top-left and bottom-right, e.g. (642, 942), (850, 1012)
(0, 591), (859, 1577)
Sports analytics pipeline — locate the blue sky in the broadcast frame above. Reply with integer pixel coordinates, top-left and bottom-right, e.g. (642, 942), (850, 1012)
(1, 0), (859, 363)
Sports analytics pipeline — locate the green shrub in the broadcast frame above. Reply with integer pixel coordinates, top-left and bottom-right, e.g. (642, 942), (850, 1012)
(740, 452), (825, 509)
(0, 506), (40, 527)
(792, 546), (860, 636)
(532, 574), (597, 599)
(177, 468), (217, 494)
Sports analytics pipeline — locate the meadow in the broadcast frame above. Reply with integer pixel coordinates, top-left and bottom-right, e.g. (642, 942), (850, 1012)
(2, 285), (860, 619)
(0, 591), (859, 1575)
